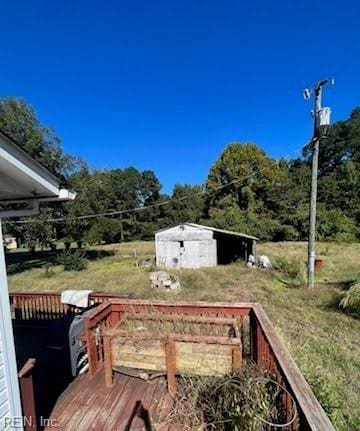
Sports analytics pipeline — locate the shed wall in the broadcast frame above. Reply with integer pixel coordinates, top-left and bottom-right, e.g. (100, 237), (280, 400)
(156, 239), (217, 269)
(156, 224), (213, 241)
(156, 225), (217, 269)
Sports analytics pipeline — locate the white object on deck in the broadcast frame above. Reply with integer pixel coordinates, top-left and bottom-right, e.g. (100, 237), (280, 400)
(61, 290), (94, 308)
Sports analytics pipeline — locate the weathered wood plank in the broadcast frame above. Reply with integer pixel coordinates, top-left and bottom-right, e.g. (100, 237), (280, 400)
(253, 304), (336, 431)
(165, 340), (176, 396)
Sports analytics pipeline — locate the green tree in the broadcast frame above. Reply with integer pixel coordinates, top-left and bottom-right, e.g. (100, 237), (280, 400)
(19, 209), (55, 251)
(86, 217), (123, 245)
(303, 107), (360, 230)
(205, 142), (281, 214)
(61, 167), (117, 244)
(204, 142), (285, 239)
(166, 184), (204, 225)
(0, 97), (77, 178)
(0, 97), (82, 248)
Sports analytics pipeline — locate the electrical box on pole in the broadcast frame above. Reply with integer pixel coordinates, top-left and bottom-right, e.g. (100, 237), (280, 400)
(319, 107), (331, 136)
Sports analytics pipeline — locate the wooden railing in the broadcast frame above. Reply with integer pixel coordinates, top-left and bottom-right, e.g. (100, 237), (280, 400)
(84, 299), (336, 431)
(18, 358), (37, 431)
(9, 293), (336, 431)
(9, 291), (130, 321)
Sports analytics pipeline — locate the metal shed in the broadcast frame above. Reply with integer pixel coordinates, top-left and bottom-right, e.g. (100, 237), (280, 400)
(155, 223), (258, 269)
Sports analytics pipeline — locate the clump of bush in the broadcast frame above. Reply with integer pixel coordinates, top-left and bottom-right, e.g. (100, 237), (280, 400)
(302, 364), (348, 429)
(162, 363), (284, 430)
(56, 250), (88, 271)
(339, 282), (360, 318)
(42, 263), (56, 278)
(316, 207), (358, 242)
(273, 256), (306, 288)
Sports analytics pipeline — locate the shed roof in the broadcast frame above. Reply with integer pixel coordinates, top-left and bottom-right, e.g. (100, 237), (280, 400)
(0, 129), (74, 203)
(156, 223), (259, 241)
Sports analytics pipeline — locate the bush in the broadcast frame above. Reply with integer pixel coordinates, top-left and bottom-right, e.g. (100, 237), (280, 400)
(274, 256), (306, 288)
(317, 207), (358, 242)
(168, 363), (282, 431)
(56, 250), (88, 271)
(339, 282), (360, 318)
(42, 263), (56, 278)
(273, 224), (299, 241)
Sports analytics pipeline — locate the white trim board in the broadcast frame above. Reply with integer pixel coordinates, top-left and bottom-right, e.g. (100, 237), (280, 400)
(0, 219), (23, 430)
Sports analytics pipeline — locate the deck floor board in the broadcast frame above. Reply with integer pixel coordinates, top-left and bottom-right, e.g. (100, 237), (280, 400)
(45, 370), (168, 430)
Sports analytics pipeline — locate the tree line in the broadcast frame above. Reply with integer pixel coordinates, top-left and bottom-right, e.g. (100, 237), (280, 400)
(1, 97), (359, 249)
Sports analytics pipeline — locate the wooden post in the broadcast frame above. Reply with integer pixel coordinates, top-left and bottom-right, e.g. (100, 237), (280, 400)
(18, 358), (37, 431)
(85, 324), (98, 376)
(250, 311), (258, 363)
(165, 339), (176, 397)
(104, 335), (113, 388)
(232, 345), (242, 372)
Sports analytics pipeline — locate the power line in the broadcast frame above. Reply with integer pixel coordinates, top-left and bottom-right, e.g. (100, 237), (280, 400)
(5, 147), (303, 225)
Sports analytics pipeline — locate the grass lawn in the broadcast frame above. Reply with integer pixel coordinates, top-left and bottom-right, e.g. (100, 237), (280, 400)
(7, 241), (360, 430)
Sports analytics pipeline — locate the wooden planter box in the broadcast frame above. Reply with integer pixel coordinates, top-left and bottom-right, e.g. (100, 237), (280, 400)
(103, 313), (242, 395)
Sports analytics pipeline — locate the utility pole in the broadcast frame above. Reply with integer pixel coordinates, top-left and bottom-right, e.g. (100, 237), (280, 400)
(303, 79), (333, 288)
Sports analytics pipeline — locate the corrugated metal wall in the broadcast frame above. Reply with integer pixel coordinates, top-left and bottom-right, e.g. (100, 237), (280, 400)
(155, 225), (217, 269)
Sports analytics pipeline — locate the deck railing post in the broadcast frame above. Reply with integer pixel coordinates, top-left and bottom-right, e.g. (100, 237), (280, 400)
(165, 338), (176, 397)
(104, 334), (113, 388)
(249, 310), (258, 363)
(18, 358), (37, 431)
(85, 318), (98, 376)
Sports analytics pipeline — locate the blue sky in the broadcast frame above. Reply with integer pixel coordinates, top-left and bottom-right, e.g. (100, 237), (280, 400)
(1, 0), (359, 193)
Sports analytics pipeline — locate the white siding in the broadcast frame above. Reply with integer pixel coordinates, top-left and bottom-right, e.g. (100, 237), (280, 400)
(0, 331), (11, 430)
(0, 219), (23, 430)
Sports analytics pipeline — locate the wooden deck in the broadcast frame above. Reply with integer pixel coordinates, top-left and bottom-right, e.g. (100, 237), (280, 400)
(13, 294), (336, 431)
(45, 370), (170, 430)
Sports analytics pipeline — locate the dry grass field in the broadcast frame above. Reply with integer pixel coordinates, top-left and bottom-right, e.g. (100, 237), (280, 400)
(7, 241), (360, 430)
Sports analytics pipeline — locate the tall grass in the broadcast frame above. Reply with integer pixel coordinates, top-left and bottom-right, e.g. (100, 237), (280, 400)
(273, 256), (306, 288)
(339, 282), (360, 318)
(7, 241), (360, 430)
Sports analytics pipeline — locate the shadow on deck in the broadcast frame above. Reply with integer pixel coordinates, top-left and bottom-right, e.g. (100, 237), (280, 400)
(14, 318), (74, 426)
(45, 370), (169, 431)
